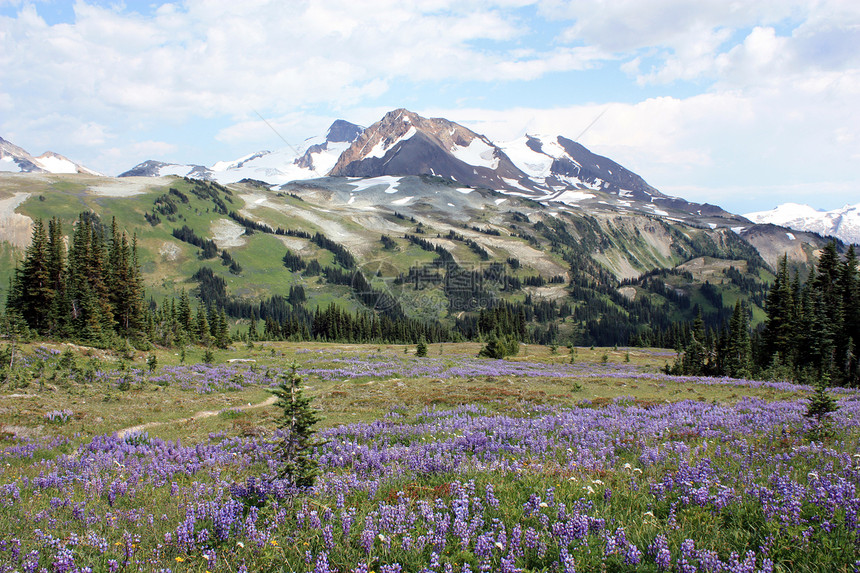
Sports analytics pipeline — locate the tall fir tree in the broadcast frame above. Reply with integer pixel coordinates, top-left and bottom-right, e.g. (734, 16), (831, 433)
(839, 245), (859, 385)
(177, 289), (193, 340)
(46, 217), (68, 336)
(15, 219), (54, 333)
(680, 310), (709, 375)
(195, 304), (212, 346)
(763, 255), (795, 365)
(725, 300), (752, 378)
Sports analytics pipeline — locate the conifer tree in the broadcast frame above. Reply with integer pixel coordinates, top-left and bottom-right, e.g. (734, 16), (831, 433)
(838, 246), (859, 385)
(195, 305), (212, 346)
(416, 337), (428, 357)
(680, 311), (708, 375)
(726, 300), (752, 378)
(16, 219), (53, 333)
(46, 217), (68, 336)
(215, 308), (230, 348)
(806, 373), (838, 440)
(763, 255), (794, 363)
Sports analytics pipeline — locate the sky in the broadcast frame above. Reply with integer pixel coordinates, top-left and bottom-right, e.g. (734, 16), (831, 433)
(0, 0), (858, 214)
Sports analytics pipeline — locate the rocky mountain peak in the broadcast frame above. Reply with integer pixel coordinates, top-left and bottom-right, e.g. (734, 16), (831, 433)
(325, 119), (364, 143)
(327, 109), (530, 192)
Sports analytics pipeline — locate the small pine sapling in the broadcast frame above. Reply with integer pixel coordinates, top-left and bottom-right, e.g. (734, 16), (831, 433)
(416, 337), (428, 357)
(806, 373), (838, 440)
(146, 354), (158, 372)
(271, 363), (321, 488)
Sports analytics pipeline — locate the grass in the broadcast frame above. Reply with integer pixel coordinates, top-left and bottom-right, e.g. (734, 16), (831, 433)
(0, 341), (798, 444)
(2, 341), (858, 572)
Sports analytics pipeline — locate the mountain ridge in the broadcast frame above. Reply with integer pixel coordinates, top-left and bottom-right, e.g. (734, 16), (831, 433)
(0, 136), (101, 175)
(745, 202), (860, 246)
(119, 108), (745, 226)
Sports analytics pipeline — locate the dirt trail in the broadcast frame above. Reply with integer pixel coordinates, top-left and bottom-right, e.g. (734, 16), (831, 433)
(0, 192), (33, 247)
(116, 394), (277, 439)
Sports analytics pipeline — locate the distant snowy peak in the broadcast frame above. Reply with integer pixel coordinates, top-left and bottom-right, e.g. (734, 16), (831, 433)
(120, 120), (365, 184)
(745, 202), (860, 245)
(0, 136), (101, 175)
(500, 134), (662, 200)
(119, 160), (213, 179)
(328, 109), (536, 193)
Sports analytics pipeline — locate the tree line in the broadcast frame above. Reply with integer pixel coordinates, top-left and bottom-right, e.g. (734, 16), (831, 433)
(5, 214), (146, 345)
(671, 242), (859, 386)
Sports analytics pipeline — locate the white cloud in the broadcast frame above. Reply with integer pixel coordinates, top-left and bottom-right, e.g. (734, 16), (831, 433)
(96, 140), (179, 171)
(0, 1), (604, 125)
(546, 0), (860, 89)
(0, 0), (857, 211)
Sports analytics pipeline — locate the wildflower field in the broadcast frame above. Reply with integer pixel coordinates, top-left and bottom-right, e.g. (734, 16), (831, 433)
(1, 343), (859, 572)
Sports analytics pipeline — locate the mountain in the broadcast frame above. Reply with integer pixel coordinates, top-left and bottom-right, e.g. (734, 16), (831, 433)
(0, 136), (101, 175)
(0, 172), (793, 348)
(0, 150), (843, 349)
(744, 203), (860, 246)
(500, 134), (660, 201)
(328, 109), (671, 204)
(329, 109), (534, 193)
(119, 120), (364, 185)
(119, 108), (742, 230)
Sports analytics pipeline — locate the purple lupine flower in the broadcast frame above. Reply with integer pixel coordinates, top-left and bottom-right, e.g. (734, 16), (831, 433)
(624, 543), (642, 566)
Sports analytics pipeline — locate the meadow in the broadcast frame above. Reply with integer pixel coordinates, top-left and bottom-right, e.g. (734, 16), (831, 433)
(1, 342), (858, 572)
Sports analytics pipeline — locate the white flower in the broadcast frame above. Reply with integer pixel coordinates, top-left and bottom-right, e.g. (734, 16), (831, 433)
(591, 479), (604, 486)
(539, 502), (548, 508)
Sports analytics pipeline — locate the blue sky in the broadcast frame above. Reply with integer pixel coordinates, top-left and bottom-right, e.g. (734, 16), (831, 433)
(1, 0), (858, 214)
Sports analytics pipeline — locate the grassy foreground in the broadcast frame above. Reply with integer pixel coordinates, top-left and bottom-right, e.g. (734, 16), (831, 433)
(1, 342), (859, 572)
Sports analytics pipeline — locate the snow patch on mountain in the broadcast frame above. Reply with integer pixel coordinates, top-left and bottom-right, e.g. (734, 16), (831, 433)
(33, 154), (77, 174)
(347, 176), (404, 194)
(0, 156), (18, 172)
(368, 127), (417, 159)
(451, 137), (499, 170)
(501, 178), (533, 193)
(498, 137), (548, 177)
(542, 190), (595, 205)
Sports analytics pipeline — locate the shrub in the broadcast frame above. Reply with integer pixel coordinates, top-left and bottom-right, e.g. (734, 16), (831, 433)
(478, 334), (520, 359)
